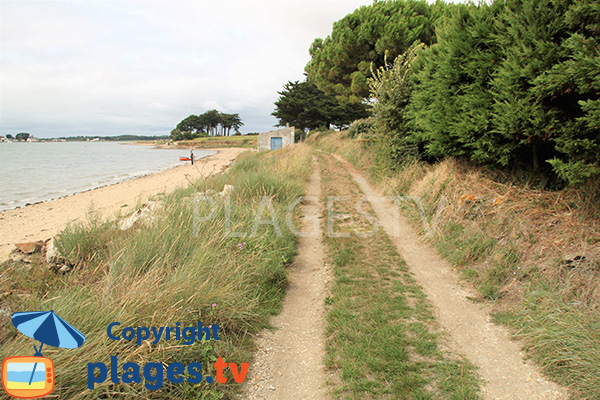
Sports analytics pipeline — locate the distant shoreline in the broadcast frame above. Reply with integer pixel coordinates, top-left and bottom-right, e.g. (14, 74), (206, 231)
(0, 146), (216, 213)
(0, 149), (216, 212)
(0, 147), (248, 261)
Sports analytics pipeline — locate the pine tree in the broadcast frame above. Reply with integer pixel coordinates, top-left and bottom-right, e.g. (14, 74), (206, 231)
(408, 2), (505, 161)
(490, 0), (571, 171)
(535, 0), (600, 184)
(305, 0), (442, 103)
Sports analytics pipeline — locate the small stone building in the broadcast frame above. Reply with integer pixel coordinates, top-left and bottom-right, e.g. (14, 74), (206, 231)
(257, 127), (295, 151)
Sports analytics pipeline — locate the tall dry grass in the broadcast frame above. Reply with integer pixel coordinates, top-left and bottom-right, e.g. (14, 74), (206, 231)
(0, 144), (313, 399)
(310, 131), (600, 399)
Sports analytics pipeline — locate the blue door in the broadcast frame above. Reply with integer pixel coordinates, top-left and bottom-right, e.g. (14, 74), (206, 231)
(271, 137), (283, 150)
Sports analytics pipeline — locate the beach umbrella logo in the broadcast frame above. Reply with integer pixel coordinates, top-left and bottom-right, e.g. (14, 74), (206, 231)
(2, 310), (86, 399)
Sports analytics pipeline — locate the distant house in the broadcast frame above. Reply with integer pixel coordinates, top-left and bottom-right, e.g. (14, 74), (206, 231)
(257, 127), (295, 151)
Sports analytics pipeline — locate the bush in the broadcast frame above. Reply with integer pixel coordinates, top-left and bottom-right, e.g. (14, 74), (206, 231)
(348, 118), (376, 138)
(56, 212), (117, 267)
(368, 45), (422, 168)
(368, 0), (599, 185)
(0, 145), (314, 399)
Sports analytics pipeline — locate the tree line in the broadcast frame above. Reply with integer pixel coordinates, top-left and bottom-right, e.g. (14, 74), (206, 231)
(171, 110), (243, 141)
(58, 135), (169, 141)
(2, 133), (30, 141)
(302, 0), (599, 186)
(1, 134), (169, 141)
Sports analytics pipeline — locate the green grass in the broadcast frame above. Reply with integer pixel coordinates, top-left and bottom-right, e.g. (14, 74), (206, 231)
(434, 222), (523, 301)
(178, 135), (257, 148)
(0, 144), (312, 399)
(311, 131), (600, 399)
(320, 154), (481, 399)
(492, 283), (600, 399)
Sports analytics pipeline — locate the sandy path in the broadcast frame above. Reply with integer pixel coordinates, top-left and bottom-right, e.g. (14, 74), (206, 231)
(242, 156), (329, 400)
(0, 147), (247, 261)
(332, 154), (567, 400)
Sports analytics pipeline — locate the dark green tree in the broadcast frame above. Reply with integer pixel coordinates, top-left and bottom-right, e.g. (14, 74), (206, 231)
(176, 115), (203, 134)
(382, 0), (599, 184)
(220, 113), (243, 136)
(305, 0), (443, 103)
(532, 0), (600, 183)
(489, 0), (572, 171)
(15, 132), (30, 141)
(408, 2), (506, 162)
(202, 109), (222, 136)
(170, 128), (198, 141)
(173, 110), (244, 139)
(272, 80), (369, 131)
(230, 114), (243, 134)
(5, 134), (13, 139)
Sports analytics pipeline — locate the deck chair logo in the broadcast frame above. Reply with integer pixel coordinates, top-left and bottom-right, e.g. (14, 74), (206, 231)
(2, 311), (86, 399)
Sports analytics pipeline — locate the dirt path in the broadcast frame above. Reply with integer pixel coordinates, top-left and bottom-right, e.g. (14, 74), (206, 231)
(242, 156), (329, 400)
(332, 154), (568, 400)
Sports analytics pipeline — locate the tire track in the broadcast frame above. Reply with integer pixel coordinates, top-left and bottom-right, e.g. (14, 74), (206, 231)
(332, 153), (568, 400)
(241, 156), (329, 400)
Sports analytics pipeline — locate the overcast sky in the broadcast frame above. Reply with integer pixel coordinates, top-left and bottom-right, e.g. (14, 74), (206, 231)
(1, 0), (375, 137)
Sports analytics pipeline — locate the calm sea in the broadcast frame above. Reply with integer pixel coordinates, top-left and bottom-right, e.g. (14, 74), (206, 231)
(0, 142), (215, 211)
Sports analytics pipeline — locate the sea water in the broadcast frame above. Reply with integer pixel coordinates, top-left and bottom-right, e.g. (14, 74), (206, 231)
(0, 142), (215, 211)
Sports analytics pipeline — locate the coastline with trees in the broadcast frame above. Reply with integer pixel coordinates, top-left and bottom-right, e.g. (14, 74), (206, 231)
(170, 109), (244, 141)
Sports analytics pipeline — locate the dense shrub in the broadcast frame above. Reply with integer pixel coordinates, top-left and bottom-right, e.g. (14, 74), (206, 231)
(348, 118), (376, 138)
(368, 0), (599, 185)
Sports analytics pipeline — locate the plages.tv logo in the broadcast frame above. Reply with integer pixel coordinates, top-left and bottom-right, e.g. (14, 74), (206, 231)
(1, 310), (86, 399)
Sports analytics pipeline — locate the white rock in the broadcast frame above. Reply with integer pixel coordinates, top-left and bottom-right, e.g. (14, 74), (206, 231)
(220, 185), (234, 197)
(118, 202), (158, 230)
(45, 237), (63, 264)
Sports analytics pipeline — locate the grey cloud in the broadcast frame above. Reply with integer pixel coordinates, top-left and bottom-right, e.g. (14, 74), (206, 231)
(1, 0), (371, 137)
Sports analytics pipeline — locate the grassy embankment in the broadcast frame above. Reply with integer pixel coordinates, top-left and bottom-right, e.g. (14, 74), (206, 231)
(175, 135), (257, 149)
(310, 130), (600, 399)
(133, 135), (258, 148)
(319, 153), (480, 399)
(0, 144), (312, 399)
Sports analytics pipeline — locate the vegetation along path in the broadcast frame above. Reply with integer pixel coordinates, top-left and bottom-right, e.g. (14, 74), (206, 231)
(242, 156), (329, 399)
(243, 150), (569, 399)
(330, 153), (568, 399)
(319, 152), (480, 399)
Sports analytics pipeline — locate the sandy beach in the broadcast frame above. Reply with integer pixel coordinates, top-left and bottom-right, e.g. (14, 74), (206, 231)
(0, 147), (248, 261)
